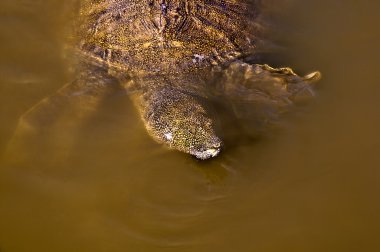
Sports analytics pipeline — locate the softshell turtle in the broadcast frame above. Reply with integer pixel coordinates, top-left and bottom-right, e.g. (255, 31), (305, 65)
(15, 0), (320, 160)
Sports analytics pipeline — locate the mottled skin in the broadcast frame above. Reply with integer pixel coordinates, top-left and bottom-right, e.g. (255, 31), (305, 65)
(14, 0), (320, 159)
(79, 0), (258, 74)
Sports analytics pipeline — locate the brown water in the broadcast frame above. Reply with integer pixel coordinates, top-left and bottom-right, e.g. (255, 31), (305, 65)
(1, 1), (380, 251)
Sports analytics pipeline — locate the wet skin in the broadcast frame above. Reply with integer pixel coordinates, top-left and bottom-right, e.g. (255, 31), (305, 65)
(13, 0), (321, 159)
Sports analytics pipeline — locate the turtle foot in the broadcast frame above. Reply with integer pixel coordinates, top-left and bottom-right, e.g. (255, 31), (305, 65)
(215, 61), (321, 134)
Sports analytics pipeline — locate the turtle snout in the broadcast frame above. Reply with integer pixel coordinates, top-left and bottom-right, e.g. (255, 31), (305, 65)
(192, 139), (223, 160)
(197, 147), (221, 160)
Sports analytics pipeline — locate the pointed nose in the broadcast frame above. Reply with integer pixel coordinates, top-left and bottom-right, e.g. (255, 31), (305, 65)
(205, 148), (221, 158)
(194, 147), (221, 160)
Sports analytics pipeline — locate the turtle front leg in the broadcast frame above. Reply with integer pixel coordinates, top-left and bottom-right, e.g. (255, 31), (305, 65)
(7, 65), (121, 161)
(215, 61), (321, 133)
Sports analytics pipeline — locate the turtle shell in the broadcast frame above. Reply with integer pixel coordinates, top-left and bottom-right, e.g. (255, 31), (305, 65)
(78, 0), (260, 76)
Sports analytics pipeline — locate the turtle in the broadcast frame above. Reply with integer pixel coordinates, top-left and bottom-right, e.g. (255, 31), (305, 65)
(14, 0), (321, 160)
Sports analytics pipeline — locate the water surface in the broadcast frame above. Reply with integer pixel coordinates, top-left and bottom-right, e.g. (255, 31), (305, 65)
(1, 1), (380, 251)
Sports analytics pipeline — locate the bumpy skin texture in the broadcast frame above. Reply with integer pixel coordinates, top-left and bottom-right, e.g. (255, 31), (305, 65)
(78, 0), (320, 159)
(13, 0), (320, 160)
(141, 87), (222, 159)
(79, 0), (259, 75)
(76, 0), (264, 159)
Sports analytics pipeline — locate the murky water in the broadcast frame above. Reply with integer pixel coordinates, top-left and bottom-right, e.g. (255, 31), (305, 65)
(1, 1), (380, 251)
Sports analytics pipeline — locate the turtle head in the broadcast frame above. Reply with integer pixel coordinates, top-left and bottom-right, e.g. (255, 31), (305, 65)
(183, 115), (222, 160)
(143, 88), (222, 160)
(174, 113), (222, 160)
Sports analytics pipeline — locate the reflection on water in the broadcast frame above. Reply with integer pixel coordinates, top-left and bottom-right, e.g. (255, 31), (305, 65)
(1, 0), (380, 251)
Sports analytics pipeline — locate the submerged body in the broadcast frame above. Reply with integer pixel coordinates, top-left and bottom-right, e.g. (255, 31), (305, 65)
(13, 0), (320, 159)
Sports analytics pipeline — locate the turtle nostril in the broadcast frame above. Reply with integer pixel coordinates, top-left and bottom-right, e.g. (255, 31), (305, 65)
(207, 148), (220, 157)
(193, 147), (221, 160)
(213, 140), (223, 149)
